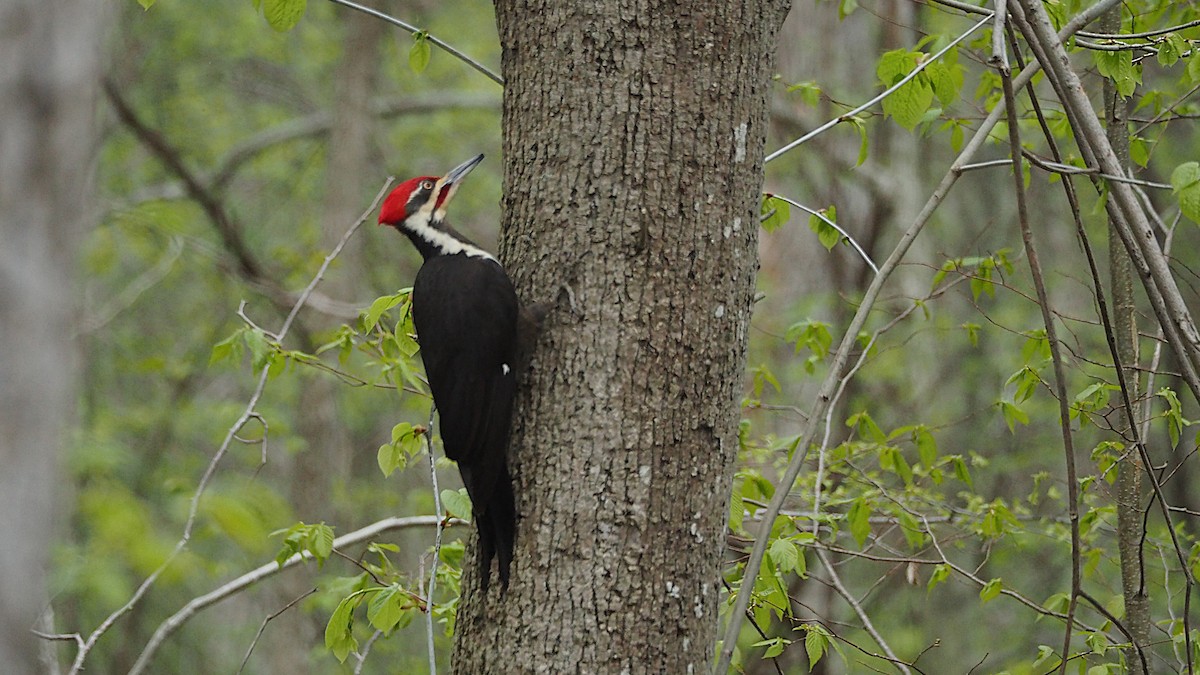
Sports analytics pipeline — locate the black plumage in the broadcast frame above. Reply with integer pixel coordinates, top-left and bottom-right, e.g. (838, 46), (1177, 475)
(377, 154), (528, 592)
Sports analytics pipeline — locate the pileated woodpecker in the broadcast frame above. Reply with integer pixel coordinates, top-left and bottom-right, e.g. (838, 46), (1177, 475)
(378, 154), (532, 593)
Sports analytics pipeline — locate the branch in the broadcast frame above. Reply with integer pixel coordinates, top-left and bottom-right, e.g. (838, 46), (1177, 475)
(997, 50), (1085, 674)
(324, 0), (503, 86)
(714, 4), (1122, 670)
(764, 13), (992, 163)
(423, 405), (443, 675)
(235, 588), (318, 675)
(813, 548), (911, 674)
(1015, 0), (1200, 403)
(104, 78), (264, 282)
(128, 515), (448, 674)
(65, 180), (395, 675)
(208, 94), (499, 193)
(104, 79), (361, 321)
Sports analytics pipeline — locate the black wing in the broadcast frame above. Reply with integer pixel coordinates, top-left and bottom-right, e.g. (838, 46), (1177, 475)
(411, 254), (519, 590)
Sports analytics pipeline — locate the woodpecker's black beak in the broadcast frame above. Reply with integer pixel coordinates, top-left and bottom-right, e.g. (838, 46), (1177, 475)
(442, 153), (484, 187)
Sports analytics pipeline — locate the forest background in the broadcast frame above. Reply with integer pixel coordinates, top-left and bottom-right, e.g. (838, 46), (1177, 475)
(7, 0), (1200, 672)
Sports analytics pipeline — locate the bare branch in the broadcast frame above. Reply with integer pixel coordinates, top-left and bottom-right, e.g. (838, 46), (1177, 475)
(66, 180), (395, 675)
(324, 0), (502, 86)
(764, 12), (992, 163)
(235, 588), (318, 675)
(127, 515), (451, 674)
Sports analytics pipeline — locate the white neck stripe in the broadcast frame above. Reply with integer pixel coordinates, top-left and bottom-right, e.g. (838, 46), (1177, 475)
(404, 215), (496, 261)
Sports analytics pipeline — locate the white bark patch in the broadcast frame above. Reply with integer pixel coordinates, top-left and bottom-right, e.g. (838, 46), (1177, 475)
(714, 304), (725, 318)
(733, 122), (747, 163)
(638, 465), (651, 484)
(732, 216), (742, 232)
(666, 580), (681, 599)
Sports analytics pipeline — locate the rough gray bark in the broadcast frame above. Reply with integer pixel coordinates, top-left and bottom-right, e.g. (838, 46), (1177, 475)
(451, 1), (789, 672)
(0, 1), (106, 672)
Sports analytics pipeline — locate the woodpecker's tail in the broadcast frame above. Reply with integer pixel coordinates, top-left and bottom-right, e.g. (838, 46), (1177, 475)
(458, 460), (516, 594)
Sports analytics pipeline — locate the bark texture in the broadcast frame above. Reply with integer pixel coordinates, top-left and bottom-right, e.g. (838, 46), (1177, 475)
(452, 1), (788, 672)
(1102, 6), (1150, 665)
(0, 1), (106, 672)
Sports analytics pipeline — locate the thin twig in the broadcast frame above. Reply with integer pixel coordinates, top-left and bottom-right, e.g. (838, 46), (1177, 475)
(81, 180), (395, 675)
(353, 630), (385, 675)
(235, 588), (318, 675)
(764, 12), (993, 163)
(814, 548), (911, 674)
(998, 56), (1083, 675)
(424, 404), (443, 675)
(324, 0), (502, 86)
(768, 193), (880, 275)
(715, 38), (1039, 675)
(125, 515), (451, 673)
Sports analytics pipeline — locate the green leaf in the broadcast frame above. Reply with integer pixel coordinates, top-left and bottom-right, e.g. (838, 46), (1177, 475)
(728, 478), (746, 534)
(846, 410), (886, 443)
(1129, 135), (1149, 168)
(998, 399), (1029, 433)
(324, 594), (360, 662)
(367, 584), (412, 633)
(243, 327), (272, 370)
(760, 194), (790, 232)
(1157, 387), (1192, 447)
(915, 426), (937, 467)
(409, 32), (432, 74)
(927, 563), (950, 592)
(877, 49), (935, 130)
(808, 206), (841, 251)
(898, 510), (925, 550)
(441, 488), (473, 520)
(847, 497), (872, 547)
(262, 0), (307, 31)
(751, 637), (789, 659)
(363, 293), (405, 332)
(769, 538), (800, 573)
(307, 523), (335, 561)
(1093, 48), (1140, 97)
(137, 0), (156, 9)
(951, 455), (973, 487)
(1043, 592), (1070, 615)
(804, 624), (830, 668)
(377, 443), (401, 477)
(1170, 161), (1200, 224)
(838, 0), (857, 19)
(848, 117), (869, 166)
(961, 322), (980, 347)
(209, 328), (245, 365)
(979, 577), (1003, 603)
(879, 446), (913, 486)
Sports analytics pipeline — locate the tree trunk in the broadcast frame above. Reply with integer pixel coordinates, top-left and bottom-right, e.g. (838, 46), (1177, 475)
(0, 1), (106, 673)
(1102, 7), (1151, 668)
(452, 1), (789, 671)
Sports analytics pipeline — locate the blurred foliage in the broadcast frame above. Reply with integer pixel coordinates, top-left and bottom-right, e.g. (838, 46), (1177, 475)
(49, 0), (1200, 672)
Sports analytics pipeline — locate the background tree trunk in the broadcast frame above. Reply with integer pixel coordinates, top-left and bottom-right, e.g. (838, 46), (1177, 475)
(0, 1), (107, 672)
(1102, 7), (1151, 668)
(452, 0), (789, 671)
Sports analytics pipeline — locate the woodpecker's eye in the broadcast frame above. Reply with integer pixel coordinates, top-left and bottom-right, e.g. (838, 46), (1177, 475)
(420, 180), (434, 190)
